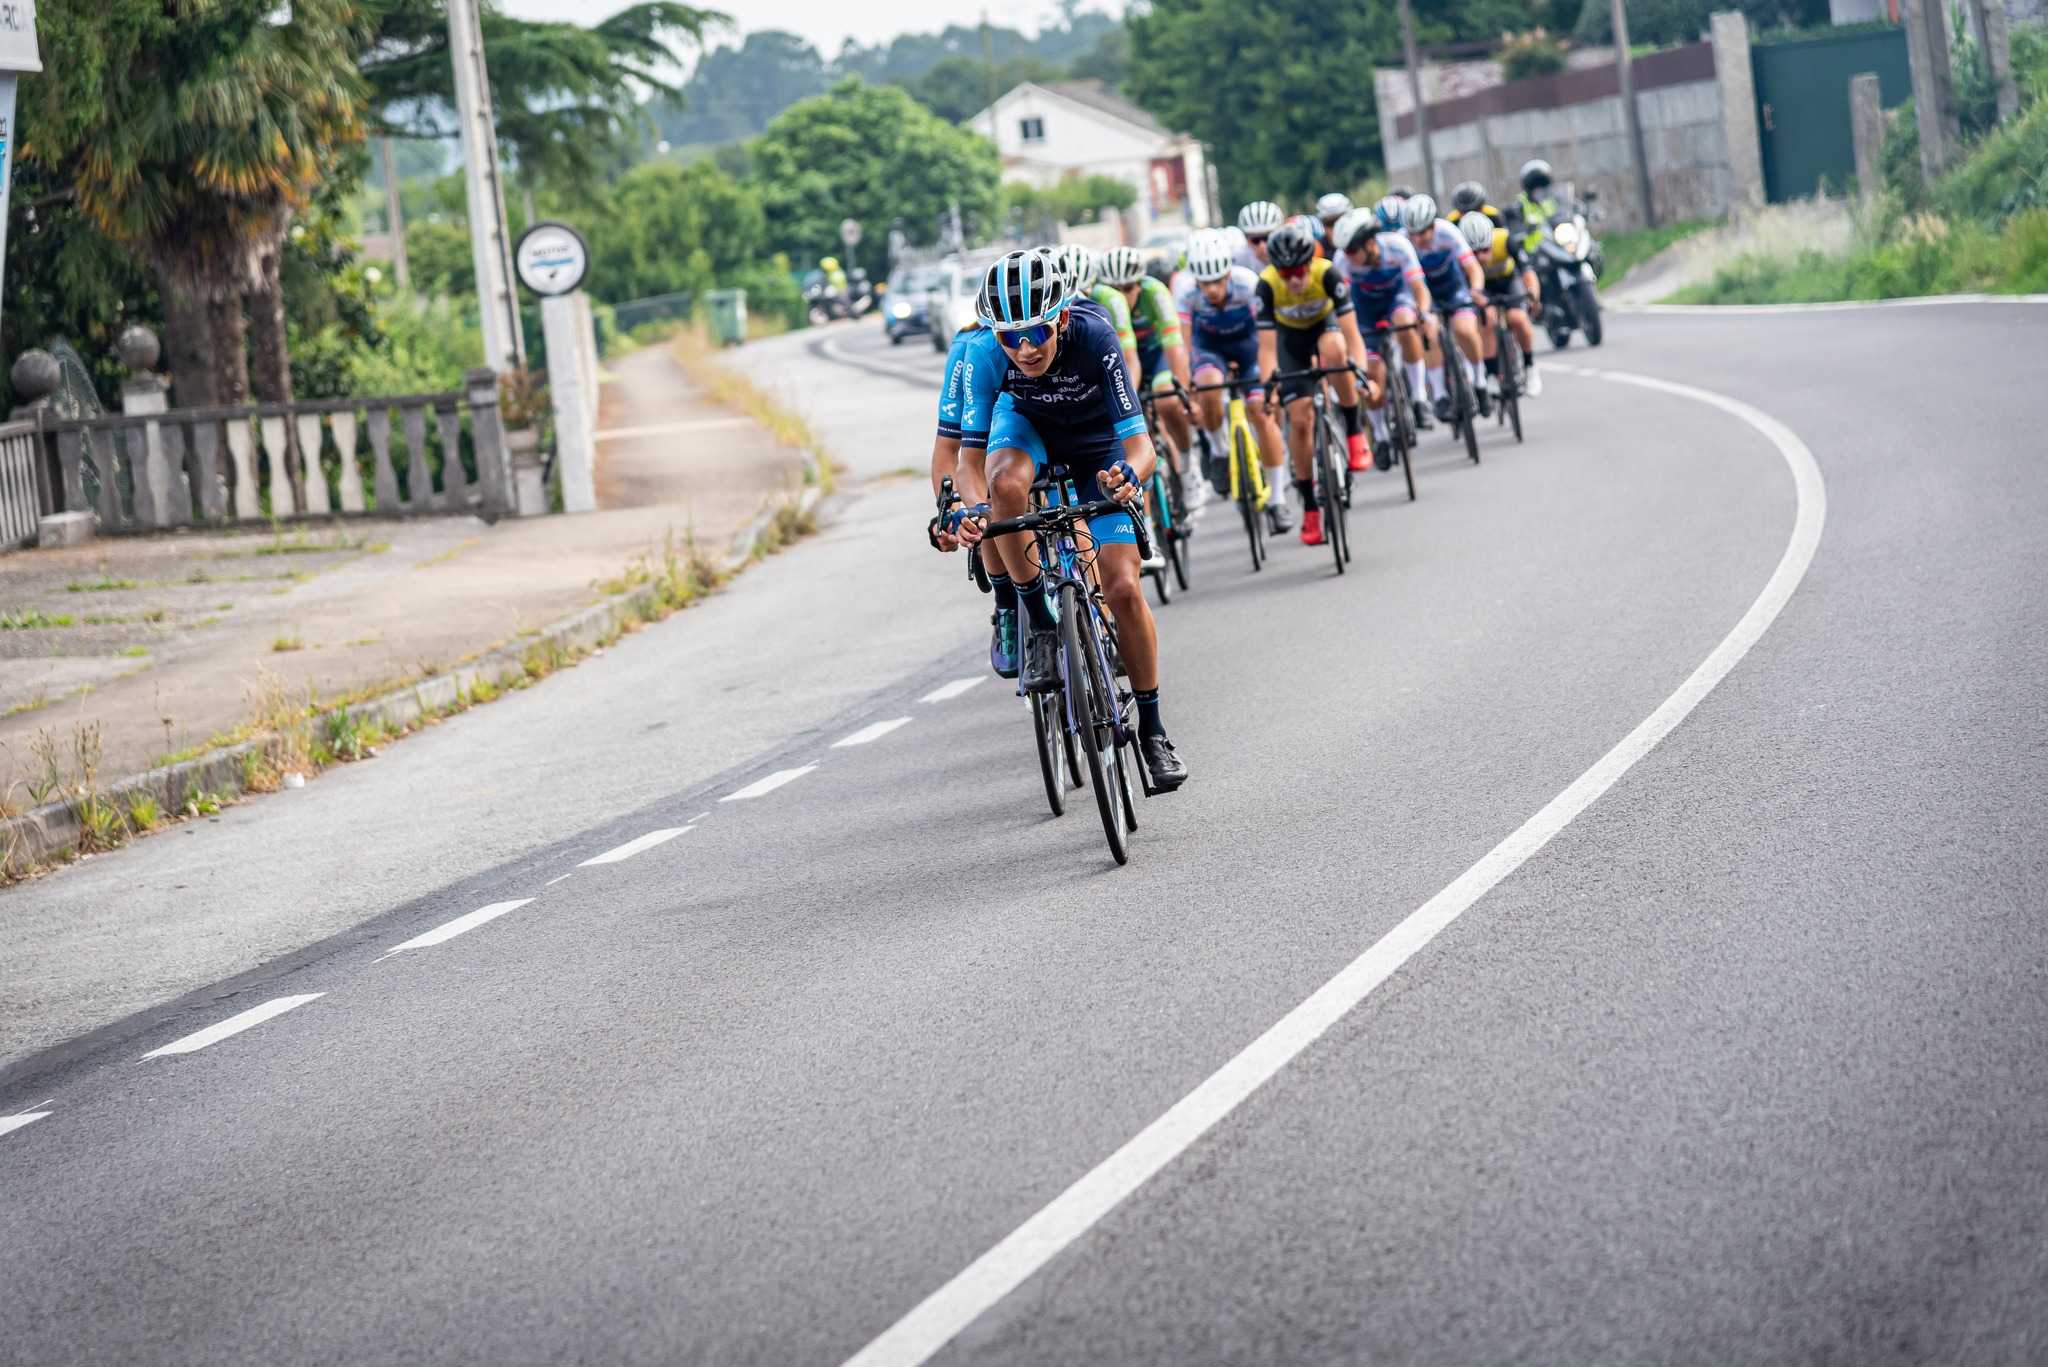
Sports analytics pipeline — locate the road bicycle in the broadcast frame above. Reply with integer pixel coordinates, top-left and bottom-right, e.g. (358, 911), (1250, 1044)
(1439, 315), (1484, 465)
(973, 476), (1161, 865)
(1268, 364), (1359, 576)
(1482, 297), (1525, 445)
(1137, 389), (1193, 604)
(1366, 320), (1421, 504)
(1187, 373), (1269, 573)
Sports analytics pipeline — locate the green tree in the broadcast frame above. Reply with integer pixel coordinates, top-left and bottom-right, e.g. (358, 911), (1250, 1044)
(21, 0), (372, 410)
(578, 160), (766, 303)
(656, 30), (829, 146)
(361, 1), (728, 195)
(899, 54), (1059, 124)
(1568, 0), (1827, 45)
(749, 78), (1001, 276)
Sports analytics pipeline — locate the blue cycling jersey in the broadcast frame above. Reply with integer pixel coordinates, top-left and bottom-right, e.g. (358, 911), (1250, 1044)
(1171, 266), (1261, 343)
(944, 300), (1148, 453)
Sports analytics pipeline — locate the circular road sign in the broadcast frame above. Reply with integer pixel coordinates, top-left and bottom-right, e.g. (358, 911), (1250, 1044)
(514, 221), (591, 297)
(839, 217), (862, 248)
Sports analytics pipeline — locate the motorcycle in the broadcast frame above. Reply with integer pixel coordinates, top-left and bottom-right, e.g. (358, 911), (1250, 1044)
(803, 272), (851, 326)
(1531, 189), (1605, 349)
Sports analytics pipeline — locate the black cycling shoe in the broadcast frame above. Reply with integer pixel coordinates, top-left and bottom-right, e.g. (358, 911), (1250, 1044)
(1264, 501), (1294, 535)
(1433, 395), (1454, 425)
(1139, 734), (1188, 791)
(1476, 387), (1492, 418)
(1021, 624), (1060, 694)
(1373, 438), (1393, 472)
(1413, 400), (1435, 431)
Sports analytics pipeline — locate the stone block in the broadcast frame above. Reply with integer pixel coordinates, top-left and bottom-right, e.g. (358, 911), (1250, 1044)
(38, 511), (94, 548)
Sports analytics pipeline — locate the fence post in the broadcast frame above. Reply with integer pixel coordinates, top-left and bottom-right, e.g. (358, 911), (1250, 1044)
(1968, 0), (2020, 124)
(118, 326), (182, 528)
(540, 293), (597, 514)
(465, 368), (514, 520)
(1898, 0), (1961, 182)
(1850, 72), (1886, 204)
(9, 349), (62, 516)
(1710, 11), (1766, 211)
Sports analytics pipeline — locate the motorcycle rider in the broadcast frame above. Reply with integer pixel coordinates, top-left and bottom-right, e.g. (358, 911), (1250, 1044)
(1515, 161), (1562, 251)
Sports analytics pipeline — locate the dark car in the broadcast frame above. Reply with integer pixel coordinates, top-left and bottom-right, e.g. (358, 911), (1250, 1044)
(883, 266), (942, 344)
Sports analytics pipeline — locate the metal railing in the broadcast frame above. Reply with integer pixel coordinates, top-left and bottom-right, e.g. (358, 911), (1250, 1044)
(22, 369), (512, 536)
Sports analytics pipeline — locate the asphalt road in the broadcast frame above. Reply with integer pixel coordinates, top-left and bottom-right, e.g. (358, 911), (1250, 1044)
(4, 302), (2045, 1366)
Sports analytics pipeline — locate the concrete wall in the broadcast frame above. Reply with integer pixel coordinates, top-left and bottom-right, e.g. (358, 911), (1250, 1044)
(1381, 39), (1766, 233)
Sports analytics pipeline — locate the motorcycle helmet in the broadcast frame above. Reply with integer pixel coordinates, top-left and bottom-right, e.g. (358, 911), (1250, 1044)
(1266, 223), (1317, 269)
(1519, 159), (1553, 196)
(1401, 194), (1440, 234)
(1450, 181), (1487, 214)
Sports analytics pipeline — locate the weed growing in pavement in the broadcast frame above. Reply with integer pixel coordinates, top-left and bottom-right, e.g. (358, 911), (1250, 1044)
(271, 635), (304, 653)
(521, 637), (571, 681)
(182, 783), (225, 817)
(28, 730), (63, 805)
(672, 326), (838, 493)
(66, 576), (139, 593)
(322, 708), (387, 762)
(126, 792), (161, 832)
(118, 645), (149, 659)
(72, 791), (124, 852)
(754, 495), (819, 560)
(0, 611), (76, 629)
(469, 673), (500, 705)
(4, 689), (51, 720)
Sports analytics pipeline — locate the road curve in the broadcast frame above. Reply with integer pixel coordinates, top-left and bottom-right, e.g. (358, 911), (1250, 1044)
(1, 302), (2043, 1366)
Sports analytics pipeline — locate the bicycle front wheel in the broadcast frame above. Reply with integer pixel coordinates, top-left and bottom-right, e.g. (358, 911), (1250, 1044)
(1317, 410), (1349, 574)
(1059, 583), (1130, 865)
(1499, 333), (1524, 444)
(1146, 472), (1173, 607)
(1235, 425), (1264, 573)
(1452, 357), (1481, 464)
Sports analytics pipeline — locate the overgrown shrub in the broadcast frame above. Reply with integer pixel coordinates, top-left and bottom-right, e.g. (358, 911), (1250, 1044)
(1500, 30), (1568, 81)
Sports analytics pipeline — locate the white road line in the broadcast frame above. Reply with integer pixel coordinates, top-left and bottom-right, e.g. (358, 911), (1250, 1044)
(1615, 292), (2048, 316)
(839, 365), (1828, 1367)
(545, 873), (574, 887)
(594, 416), (755, 441)
(0, 1112), (51, 1138)
(143, 994), (326, 1059)
(383, 900), (534, 955)
(720, 765), (818, 802)
(580, 826), (693, 866)
(833, 717), (913, 748)
(920, 677), (984, 704)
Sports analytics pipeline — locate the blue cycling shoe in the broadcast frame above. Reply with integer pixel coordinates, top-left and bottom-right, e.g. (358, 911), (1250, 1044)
(990, 607), (1020, 679)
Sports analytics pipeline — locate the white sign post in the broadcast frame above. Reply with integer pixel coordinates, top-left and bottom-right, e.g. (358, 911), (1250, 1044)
(0, 1), (43, 340)
(515, 221), (598, 514)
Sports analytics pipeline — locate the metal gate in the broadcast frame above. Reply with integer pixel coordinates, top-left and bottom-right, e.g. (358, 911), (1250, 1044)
(1753, 27), (1912, 201)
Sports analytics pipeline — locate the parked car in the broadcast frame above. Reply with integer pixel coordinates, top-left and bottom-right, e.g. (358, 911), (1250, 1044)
(923, 254), (1003, 352)
(882, 266), (942, 344)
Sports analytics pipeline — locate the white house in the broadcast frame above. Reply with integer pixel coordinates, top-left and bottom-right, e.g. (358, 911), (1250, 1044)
(969, 80), (1218, 242)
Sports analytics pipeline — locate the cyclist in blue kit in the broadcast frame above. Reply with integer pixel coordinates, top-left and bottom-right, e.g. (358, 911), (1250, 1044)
(937, 249), (1188, 792)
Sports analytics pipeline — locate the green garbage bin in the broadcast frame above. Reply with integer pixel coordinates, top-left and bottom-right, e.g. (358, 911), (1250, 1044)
(706, 289), (748, 347)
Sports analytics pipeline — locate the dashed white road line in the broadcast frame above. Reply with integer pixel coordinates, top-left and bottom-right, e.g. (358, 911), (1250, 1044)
(143, 995), (326, 1059)
(720, 766), (818, 802)
(833, 717), (913, 748)
(839, 364), (1829, 1367)
(580, 827), (693, 866)
(920, 677), (984, 704)
(382, 900), (534, 956)
(0, 1111), (52, 1139)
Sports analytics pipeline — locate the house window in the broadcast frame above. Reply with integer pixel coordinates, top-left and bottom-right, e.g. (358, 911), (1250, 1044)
(1018, 116), (1045, 144)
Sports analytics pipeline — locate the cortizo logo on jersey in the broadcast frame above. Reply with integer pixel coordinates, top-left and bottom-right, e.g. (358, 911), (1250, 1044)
(1104, 351), (1131, 411)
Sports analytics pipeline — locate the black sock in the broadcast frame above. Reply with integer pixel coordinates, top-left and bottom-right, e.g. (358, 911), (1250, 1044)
(1522, 349), (1535, 369)
(1295, 478), (1318, 509)
(1017, 574), (1057, 630)
(1340, 403), (1360, 436)
(988, 572), (1017, 612)
(1135, 687), (1164, 738)
(1485, 354), (1500, 377)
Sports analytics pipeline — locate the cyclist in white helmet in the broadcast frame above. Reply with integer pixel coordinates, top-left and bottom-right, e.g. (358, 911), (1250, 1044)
(1403, 193), (1489, 423)
(1098, 244), (1196, 500)
(1315, 192), (1353, 243)
(1176, 229), (1287, 509)
(1236, 200), (1284, 271)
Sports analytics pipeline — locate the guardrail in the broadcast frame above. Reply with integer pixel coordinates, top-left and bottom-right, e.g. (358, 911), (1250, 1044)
(20, 369), (512, 537)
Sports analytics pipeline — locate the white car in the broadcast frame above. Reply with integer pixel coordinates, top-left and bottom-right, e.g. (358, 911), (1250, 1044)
(923, 254), (1005, 352)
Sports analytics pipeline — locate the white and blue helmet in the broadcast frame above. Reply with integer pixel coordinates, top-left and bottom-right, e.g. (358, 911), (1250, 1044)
(976, 250), (1070, 329)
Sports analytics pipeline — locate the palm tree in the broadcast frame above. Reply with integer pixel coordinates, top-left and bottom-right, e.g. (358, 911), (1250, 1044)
(25, 1), (369, 414)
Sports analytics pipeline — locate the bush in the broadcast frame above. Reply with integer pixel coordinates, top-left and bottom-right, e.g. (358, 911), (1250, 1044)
(1500, 30), (1568, 82)
(725, 253), (805, 329)
(348, 296), (483, 394)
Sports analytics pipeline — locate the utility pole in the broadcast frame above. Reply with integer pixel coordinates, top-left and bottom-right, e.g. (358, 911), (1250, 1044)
(378, 138), (412, 292)
(1394, 0), (1435, 193)
(1610, 0), (1658, 227)
(446, 0), (525, 371)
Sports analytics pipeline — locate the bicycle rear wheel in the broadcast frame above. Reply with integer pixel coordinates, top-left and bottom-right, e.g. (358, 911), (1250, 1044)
(1145, 471), (1172, 607)
(1389, 366), (1419, 503)
(1450, 352), (1481, 464)
(1499, 331), (1524, 444)
(1234, 425), (1264, 573)
(1316, 407), (1348, 575)
(1030, 689), (1067, 817)
(1059, 583), (1130, 865)
(1164, 461), (1192, 593)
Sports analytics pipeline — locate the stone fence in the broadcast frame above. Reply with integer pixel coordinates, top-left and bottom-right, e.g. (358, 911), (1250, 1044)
(4, 336), (520, 547)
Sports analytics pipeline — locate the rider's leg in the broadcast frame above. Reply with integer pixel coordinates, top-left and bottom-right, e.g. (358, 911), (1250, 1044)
(1394, 306), (1429, 417)
(1154, 374), (1193, 462)
(1096, 542), (1157, 694)
(1453, 309), (1487, 389)
(986, 447), (1046, 615)
(1286, 396), (1315, 483)
(1424, 310), (1449, 402)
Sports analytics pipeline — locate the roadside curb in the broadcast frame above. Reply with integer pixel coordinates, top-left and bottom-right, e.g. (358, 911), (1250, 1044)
(1614, 292), (2048, 314)
(2, 486), (835, 880)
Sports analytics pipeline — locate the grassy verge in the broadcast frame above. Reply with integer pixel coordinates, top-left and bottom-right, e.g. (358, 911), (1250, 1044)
(1667, 208), (2048, 303)
(670, 324), (838, 493)
(1600, 217), (1714, 285)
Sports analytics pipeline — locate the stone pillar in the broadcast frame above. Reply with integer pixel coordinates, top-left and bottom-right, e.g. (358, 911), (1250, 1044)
(1968, 0), (2020, 123)
(1711, 12), (1767, 211)
(1899, 0), (1961, 182)
(540, 293), (597, 514)
(1850, 73), (1886, 203)
(117, 325), (180, 528)
(10, 349), (62, 517)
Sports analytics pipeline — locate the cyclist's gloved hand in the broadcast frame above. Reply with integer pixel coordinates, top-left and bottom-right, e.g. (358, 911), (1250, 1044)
(946, 501), (990, 546)
(1102, 458), (1142, 506)
(928, 514), (960, 553)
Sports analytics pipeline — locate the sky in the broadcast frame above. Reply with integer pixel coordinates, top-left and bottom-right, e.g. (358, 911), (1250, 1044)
(500, 0), (1123, 68)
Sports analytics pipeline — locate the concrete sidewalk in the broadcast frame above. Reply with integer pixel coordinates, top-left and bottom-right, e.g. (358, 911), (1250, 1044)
(0, 341), (806, 812)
